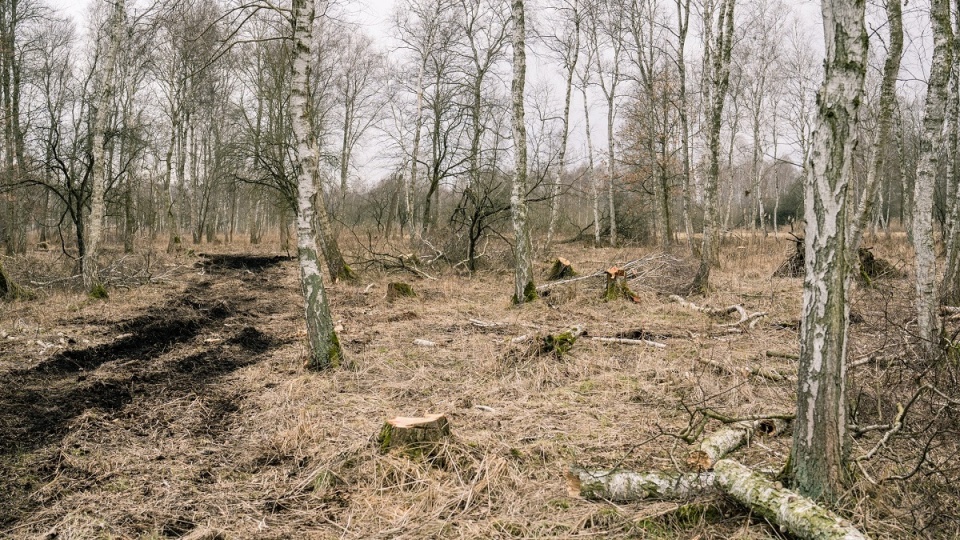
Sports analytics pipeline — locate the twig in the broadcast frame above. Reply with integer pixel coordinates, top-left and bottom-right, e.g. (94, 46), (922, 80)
(857, 403), (905, 462)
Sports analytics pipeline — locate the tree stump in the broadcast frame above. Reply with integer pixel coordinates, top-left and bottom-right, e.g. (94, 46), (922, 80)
(386, 282), (416, 302)
(547, 257), (577, 280)
(603, 266), (639, 302)
(378, 414), (451, 455)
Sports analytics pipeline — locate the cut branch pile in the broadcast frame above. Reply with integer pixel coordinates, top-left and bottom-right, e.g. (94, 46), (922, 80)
(537, 253), (697, 297)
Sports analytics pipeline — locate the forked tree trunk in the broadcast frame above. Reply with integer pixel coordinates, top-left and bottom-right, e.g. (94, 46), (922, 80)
(83, 0), (125, 293)
(691, 0), (735, 294)
(790, 0), (867, 503)
(510, 0), (536, 304)
(848, 0), (902, 266)
(291, 0), (343, 370)
(912, 0), (953, 356)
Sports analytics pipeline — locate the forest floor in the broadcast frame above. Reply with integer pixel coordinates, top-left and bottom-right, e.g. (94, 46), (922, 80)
(0, 232), (947, 539)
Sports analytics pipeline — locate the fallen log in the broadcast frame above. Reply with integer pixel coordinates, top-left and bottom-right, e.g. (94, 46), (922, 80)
(696, 357), (788, 382)
(566, 467), (715, 501)
(688, 419), (790, 471)
(714, 459), (868, 540)
(569, 459), (868, 540)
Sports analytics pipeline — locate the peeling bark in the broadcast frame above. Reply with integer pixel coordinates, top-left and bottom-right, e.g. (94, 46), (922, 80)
(790, 0), (867, 502)
(510, 0), (536, 304)
(912, 0), (953, 356)
(291, 0), (343, 370)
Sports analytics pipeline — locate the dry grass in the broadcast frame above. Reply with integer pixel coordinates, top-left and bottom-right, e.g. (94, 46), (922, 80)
(0, 230), (952, 539)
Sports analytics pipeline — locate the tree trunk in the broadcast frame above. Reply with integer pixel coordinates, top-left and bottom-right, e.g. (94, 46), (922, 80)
(691, 0), (735, 294)
(942, 19), (960, 303)
(511, 0), (535, 304)
(291, 0), (343, 370)
(83, 0), (125, 293)
(676, 0), (695, 254)
(546, 3), (579, 252)
(789, 0), (867, 503)
(848, 0), (902, 265)
(912, 0), (953, 356)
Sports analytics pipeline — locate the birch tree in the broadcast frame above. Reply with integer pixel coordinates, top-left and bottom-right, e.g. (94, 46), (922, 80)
(83, 0), (125, 294)
(690, 0), (734, 294)
(511, 0), (536, 303)
(789, 0), (867, 502)
(911, 0), (953, 356)
(848, 0), (902, 262)
(290, 0), (343, 369)
(540, 0), (580, 250)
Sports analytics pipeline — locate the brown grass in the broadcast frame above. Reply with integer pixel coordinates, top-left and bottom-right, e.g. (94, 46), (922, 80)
(0, 230), (953, 539)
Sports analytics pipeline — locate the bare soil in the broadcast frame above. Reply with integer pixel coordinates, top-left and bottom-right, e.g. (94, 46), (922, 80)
(0, 235), (950, 539)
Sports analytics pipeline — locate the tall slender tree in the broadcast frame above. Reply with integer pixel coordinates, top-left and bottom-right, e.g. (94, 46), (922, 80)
(510, 0), (535, 303)
(690, 0), (735, 294)
(912, 0), (953, 356)
(789, 0), (867, 502)
(83, 0), (125, 294)
(290, 0), (343, 369)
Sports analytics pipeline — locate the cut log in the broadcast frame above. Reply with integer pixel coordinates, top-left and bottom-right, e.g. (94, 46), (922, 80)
(386, 282), (416, 301)
(547, 257), (577, 280)
(377, 414), (451, 454)
(604, 266), (639, 302)
(714, 459), (868, 540)
(566, 467), (715, 501)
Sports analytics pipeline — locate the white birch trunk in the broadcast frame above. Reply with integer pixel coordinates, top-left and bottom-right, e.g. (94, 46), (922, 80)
(790, 0), (867, 502)
(511, 0), (535, 303)
(291, 0), (343, 369)
(83, 0), (124, 292)
(691, 0), (734, 294)
(848, 0), (902, 262)
(912, 0), (952, 356)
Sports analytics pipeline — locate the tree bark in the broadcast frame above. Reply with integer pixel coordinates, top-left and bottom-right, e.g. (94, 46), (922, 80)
(510, 0), (536, 304)
(789, 0), (867, 503)
(848, 0), (902, 267)
(912, 0), (953, 356)
(83, 0), (125, 293)
(291, 0), (343, 370)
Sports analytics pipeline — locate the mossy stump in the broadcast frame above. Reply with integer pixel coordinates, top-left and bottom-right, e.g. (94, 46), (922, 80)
(603, 266), (639, 302)
(0, 260), (30, 301)
(386, 282), (416, 302)
(378, 414), (451, 455)
(547, 257), (577, 280)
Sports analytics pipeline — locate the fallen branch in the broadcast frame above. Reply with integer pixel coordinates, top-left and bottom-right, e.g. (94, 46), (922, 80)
(696, 357), (788, 382)
(469, 318), (504, 329)
(765, 350), (799, 360)
(592, 336), (666, 349)
(569, 459), (868, 540)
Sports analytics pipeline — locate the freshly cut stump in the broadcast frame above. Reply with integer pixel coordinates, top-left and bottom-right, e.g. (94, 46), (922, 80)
(547, 257), (577, 280)
(378, 414), (451, 454)
(603, 266), (639, 302)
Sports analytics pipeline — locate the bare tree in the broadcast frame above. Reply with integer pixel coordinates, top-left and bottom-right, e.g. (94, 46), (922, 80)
(690, 0), (735, 294)
(789, 0), (867, 502)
